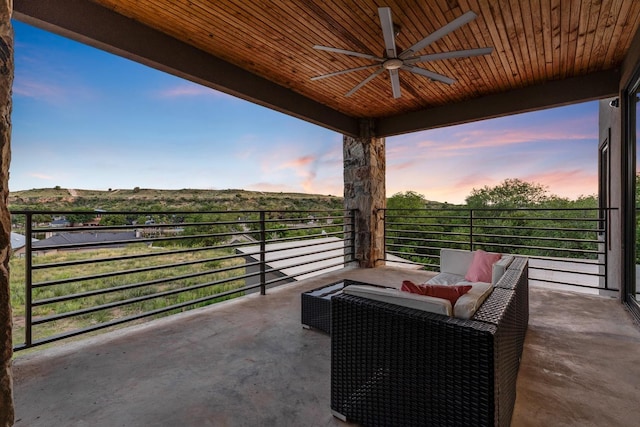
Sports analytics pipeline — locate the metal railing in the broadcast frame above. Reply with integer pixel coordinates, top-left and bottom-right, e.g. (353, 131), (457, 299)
(11, 206), (615, 350)
(382, 207), (614, 292)
(10, 209), (355, 351)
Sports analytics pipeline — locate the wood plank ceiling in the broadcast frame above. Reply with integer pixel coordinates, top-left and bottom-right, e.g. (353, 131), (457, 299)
(90, 0), (640, 117)
(13, 0), (640, 136)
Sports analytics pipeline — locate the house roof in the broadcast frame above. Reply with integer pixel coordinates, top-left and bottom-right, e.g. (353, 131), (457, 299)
(33, 231), (138, 249)
(13, 1), (640, 138)
(237, 237), (421, 281)
(10, 232), (37, 250)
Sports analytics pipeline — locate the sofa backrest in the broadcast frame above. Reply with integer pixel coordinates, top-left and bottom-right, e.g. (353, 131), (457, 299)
(440, 248), (475, 276)
(440, 248), (514, 286)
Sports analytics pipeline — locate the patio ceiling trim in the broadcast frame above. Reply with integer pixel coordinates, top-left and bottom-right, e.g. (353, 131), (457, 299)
(377, 69), (621, 136)
(13, 0), (361, 137)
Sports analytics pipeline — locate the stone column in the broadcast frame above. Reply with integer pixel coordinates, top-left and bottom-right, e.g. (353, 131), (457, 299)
(0, 1), (12, 425)
(343, 120), (386, 268)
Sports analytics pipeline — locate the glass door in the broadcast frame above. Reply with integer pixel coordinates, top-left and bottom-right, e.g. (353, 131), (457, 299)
(621, 65), (640, 316)
(635, 86), (640, 301)
(630, 77), (640, 306)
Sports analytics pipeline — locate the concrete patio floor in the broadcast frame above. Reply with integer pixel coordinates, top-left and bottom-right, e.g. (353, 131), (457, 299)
(11, 266), (640, 426)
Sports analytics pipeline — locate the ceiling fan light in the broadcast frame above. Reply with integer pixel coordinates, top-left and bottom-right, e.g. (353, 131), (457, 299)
(383, 58), (403, 70)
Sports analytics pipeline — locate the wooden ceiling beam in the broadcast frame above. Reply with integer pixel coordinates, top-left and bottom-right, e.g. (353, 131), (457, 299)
(377, 68), (621, 137)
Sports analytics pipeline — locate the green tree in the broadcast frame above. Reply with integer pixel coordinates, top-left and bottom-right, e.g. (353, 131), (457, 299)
(99, 215), (129, 226)
(465, 180), (600, 258)
(385, 191), (443, 266)
(66, 213), (95, 224)
(465, 178), (549, 208)
(387, 191), (427, 210)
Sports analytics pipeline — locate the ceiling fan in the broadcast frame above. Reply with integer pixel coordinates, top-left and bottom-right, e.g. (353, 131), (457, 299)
(311, 7), (493, 99)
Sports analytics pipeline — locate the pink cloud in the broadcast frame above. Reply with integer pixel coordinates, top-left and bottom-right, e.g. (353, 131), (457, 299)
(13, 79), (65, 101)
(388, 160), (420, 171)
(391, 112), (596, 157)
(452, 173), (497, 191)
(522, 169), (597, 198)
(270, 155), (319, 192)
(246, 182), (298, 193)
(387, 165), (598, 205)
(386, 145), (415, 155)
(385, 109), (598, 204)
(413, 127), (592, 153)
(279, 155), (315, 169)
(273, 149), (343, 194)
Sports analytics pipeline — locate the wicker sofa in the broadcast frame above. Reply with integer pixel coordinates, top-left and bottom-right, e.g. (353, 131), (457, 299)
(331, 256), (529, 427)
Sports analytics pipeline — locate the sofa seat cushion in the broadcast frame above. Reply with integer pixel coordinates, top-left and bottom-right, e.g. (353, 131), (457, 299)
(343, 285), (452, 316)
(453, 281), (493, 319)
(415, 279), (492, 319)
(425, 272), (465, 286)
(343, 281), (492, 320)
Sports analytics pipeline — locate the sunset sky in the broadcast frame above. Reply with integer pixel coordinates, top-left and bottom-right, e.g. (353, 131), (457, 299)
(10, 20), (598, 204)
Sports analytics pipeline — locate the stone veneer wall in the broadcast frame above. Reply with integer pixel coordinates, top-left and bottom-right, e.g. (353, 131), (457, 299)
(343, 120), (386, 268)
(0, 1), (12, 425)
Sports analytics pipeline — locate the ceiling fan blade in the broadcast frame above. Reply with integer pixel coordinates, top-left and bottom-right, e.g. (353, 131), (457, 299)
(378, 7), (397, 58)
(389, 69), (401, 98)
(346, 68), (385, 97)
(311, 64), (382, 81)
(313, 45), (384, 62)
(399, 11), (477, 59)
(404, 47), (494, 64)
(402, 65), (456, 85)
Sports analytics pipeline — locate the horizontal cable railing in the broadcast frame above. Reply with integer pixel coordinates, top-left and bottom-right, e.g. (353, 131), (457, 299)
(382, 207), (614, 292)
(10, 209), (355, 351)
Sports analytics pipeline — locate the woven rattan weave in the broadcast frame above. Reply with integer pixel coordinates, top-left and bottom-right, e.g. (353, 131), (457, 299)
(331, 258), (529, 426)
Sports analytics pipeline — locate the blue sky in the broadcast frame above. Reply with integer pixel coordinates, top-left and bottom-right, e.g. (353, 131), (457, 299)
(10, 21), (599, 204)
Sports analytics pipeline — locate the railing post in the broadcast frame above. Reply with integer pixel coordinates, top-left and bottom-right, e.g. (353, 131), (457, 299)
(259, 211), (266, 296)
(604, 208), (609, 290)
(25, 212), (33, 348)
(351, 209), (356, 262)
(344, 209), (354, 265)
(381, 208), (386, 264)
(469, 209), (474, 251)
(349, 209), (356, 264)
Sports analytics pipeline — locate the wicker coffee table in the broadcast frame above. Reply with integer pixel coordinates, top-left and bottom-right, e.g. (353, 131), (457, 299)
(301, 280), (347, 334)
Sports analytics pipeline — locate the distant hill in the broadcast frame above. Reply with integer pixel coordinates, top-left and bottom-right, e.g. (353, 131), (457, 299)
(8, 187), (345, 212)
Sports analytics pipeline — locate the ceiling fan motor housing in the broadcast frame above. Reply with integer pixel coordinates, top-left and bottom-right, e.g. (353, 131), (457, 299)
(383, 58), (403, 70)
